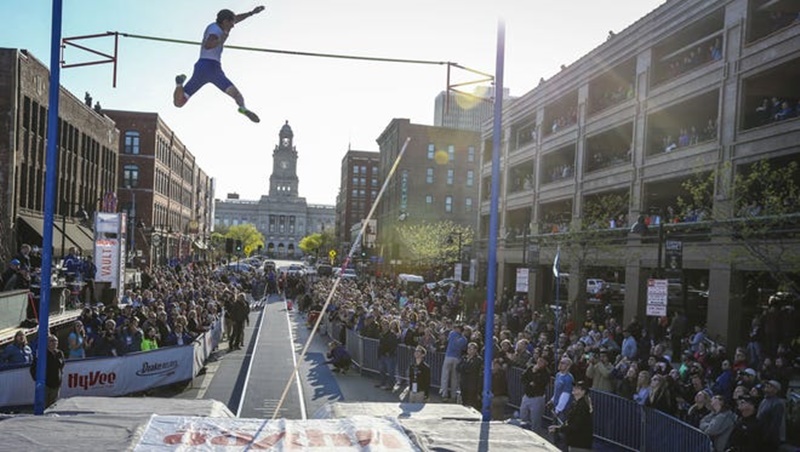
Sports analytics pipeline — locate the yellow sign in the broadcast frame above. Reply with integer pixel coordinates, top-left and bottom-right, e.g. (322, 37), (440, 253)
(329, 250), (336, 258)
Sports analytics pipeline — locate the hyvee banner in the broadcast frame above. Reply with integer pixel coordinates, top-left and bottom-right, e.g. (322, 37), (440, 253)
(0, 320), (220, 407)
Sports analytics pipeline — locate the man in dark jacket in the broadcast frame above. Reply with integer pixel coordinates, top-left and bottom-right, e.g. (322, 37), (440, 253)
(377, 321), (399, 389)
(30, 334), (65, 408)
(520, 356), (550, 431)
(407, 345), (431, 403)
(729, 395), (764, 452)
(549, 380), (594, 451)
(229, 293), (250, 350)
(458, 342), (483, 410)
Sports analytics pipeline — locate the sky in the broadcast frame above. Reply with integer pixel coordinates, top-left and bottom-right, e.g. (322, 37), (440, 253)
(1, 0), (665, 205)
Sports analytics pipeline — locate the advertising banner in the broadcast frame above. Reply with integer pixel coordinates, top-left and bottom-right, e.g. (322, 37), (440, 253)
(646, 278), (668, 317)
(135, 416), (419, 451)
(95, 238), (121, 289)
(515, 268), (529, 293)
(0, 320), (221, 407)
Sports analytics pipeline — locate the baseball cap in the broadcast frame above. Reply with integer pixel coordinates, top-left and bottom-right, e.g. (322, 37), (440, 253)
(766, 380), (782, 392)
(9, 259), (20, 266)
(743, 368), (757, 377)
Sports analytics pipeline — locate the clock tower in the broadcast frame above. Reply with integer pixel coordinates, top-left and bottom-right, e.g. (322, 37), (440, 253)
(269, 120), (299, 197)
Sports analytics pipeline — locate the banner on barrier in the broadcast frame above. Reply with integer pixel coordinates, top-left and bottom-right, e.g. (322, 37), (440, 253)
(0, 320), (221, 407)
(135, 415), (420, 451)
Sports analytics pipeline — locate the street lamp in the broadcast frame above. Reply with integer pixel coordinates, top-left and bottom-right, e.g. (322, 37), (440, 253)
(61, 199), (88, 258)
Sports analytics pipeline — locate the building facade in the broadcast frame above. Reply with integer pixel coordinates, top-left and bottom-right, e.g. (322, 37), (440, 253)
(214, 122), (335, 258)
(434, 86), (511, 132)
(375, 118), (481, 267)
(335, 150), (380, 252)
(0, 48), (119, 261)
(478, 0), (800, 344)
(103, 110), (216, 268)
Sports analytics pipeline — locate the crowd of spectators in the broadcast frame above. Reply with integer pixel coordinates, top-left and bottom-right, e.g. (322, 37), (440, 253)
(545, 163), (574, 183)
(0, 262), (262, 367)
(754, 97), (800, 127)
(592, 83), (634, 113)
(662, 37), (722, 83)
(656, 117), (718, 154)
(586, 144), (632, 172)
(300, 270), (797, 451)
(548, 108), (578, 135)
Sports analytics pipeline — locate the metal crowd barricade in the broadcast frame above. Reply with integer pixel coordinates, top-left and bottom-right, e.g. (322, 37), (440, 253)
(361, 337), (380, 373)
(506, 366), (525, 407)
(328, 327), (713, 451)
(345, 328), (362, 368)
(644, 406), (713, 452)
(590, 389), (643, 451)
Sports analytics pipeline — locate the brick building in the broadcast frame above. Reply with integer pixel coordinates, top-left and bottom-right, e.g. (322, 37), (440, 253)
(0, 48), (119, 261)
(375, 118), (481, 267)
(103, 110), (215, 268)
(335, 149), (380, 254)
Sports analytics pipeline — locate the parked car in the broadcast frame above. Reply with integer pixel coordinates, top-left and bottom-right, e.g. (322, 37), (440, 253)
(341, 268), (358, 279)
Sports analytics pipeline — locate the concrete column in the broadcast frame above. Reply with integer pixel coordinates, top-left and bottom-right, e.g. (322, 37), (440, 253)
(623, 262), (644, 326)
(707, 262), (740, 345)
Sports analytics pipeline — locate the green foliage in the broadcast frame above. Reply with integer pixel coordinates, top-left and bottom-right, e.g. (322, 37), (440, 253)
(677, 170), (715, 220)
(395, 220), (473, 264)
(582, 192), (629, 229)
(225, 224), (264, 257)
(680, 159), (800, 296)
(734, 160), (799, 218)
(299, 228), (338, 256)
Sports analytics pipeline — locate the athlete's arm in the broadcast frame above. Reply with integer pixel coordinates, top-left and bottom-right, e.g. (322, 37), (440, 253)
(235, 5), (265, 23)
(203, 32), (227, 50)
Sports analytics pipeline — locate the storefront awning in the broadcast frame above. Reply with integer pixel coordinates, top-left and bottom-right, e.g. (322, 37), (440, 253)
(18, 215), (68, 254)
(62, 222), (95, 254)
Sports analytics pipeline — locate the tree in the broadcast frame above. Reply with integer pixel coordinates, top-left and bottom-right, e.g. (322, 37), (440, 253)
(225, 224), (265, 258)
(394, 220), (473, 267)
(679, 159), (800, 297)
(299, 229), (337, 256)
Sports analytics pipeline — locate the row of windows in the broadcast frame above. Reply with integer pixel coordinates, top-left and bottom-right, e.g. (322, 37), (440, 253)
(125, 130), (196, 184)
(351, 177), (379, 187)
(426, 144), (476, 163)
(423, 195), (474, 213)
(351, 189), (378, 198)
(425, 168), (474, 185)
(352, 165), (379, 175)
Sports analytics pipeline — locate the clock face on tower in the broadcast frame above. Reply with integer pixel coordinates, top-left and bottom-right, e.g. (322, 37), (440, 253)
(280, 160), (288, 169)
(281, 137), (290, 147)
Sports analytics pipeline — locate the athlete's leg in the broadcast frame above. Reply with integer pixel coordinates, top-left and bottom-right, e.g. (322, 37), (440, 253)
(173, 74), (188, 107)
(225, 85), (260, 123)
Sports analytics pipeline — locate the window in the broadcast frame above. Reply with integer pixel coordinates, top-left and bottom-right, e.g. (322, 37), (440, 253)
(447, 169), (454, 185)
(427, 143), (435, 159)
(448, 145), (455, 162)
(426, 195), (433, 205)
(445, 196), (453, 213)
(468, 146), (475, 162)
(361, 165), (367, 174)
(353, 165), (360, 175)
(426, 168), (434, 184)
(371, 178), (378, 187)
(467, 170), (474, 186)
(124, 131), (140, 154)
(123, 164), (140, 187)
(465, 197), (473, 212)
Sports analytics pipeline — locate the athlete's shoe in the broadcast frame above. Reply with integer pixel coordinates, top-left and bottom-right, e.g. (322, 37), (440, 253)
(238, 107), (261, 123)
(175, 74), (187, 85)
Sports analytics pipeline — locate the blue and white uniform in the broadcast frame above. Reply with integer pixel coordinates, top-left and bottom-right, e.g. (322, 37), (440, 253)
(183, 23), (234, 97)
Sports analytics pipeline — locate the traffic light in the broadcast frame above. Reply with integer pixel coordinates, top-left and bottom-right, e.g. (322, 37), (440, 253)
(225, 238), (234, 254)
(235, 240), (243, 253)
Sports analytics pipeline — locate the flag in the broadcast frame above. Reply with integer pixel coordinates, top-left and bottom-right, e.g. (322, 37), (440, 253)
(552, 245), (560, 278)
